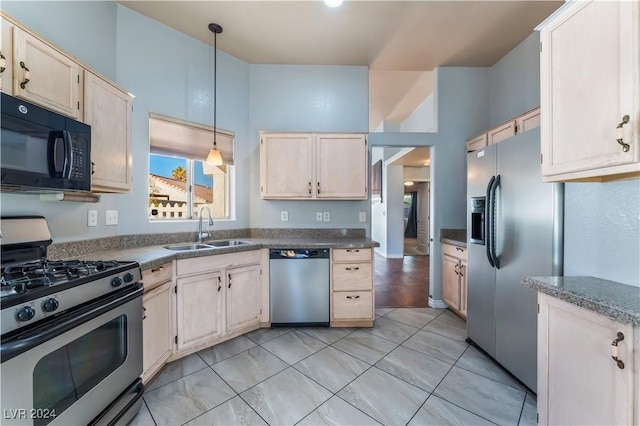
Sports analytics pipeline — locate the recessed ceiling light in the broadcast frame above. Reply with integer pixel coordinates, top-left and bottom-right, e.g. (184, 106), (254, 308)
(324, 0), (344, 8)
(404, 181), (414, 186)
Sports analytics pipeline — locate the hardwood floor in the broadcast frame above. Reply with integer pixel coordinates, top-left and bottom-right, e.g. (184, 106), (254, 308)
(374, 252), (430, 308)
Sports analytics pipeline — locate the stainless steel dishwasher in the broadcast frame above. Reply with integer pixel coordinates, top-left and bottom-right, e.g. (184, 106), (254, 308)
(270, 249), (330, 327)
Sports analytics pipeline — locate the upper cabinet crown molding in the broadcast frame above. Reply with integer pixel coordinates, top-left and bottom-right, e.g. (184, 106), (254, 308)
(260, 132), (368, 200)
(538, 0), (640, 182)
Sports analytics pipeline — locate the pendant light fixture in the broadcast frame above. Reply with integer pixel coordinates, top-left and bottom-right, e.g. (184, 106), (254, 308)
(206, 22), (223, 166)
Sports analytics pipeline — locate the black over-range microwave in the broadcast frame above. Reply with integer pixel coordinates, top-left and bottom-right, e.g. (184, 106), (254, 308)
(1, 93), (91, 192)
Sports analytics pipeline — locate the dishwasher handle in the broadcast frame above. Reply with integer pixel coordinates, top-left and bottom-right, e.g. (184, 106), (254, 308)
(269, 249), (330, 259)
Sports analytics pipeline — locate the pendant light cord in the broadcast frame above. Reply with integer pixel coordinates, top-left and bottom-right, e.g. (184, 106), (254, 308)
(213, 29), (217, 150)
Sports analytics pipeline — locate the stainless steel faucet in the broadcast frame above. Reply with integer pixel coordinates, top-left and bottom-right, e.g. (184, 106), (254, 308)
(197, 205), (214, 243)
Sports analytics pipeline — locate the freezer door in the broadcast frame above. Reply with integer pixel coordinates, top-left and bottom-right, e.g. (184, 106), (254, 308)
(466, 144), (497, 357)
(494, 128), (561, 392)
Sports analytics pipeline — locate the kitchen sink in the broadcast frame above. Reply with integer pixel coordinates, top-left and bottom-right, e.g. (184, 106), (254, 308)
(163, 243), (215, 251)
(207, 240), (253, 247)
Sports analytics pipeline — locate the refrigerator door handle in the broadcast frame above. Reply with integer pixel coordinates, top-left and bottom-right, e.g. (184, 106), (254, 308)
(490, 174), (501, 269)
(485, 175), (496, 268)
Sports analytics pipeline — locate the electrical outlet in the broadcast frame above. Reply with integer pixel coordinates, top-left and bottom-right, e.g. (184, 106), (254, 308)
(106, 210), (118, 226)
(316, 212), (323, 221)
(280, 211), (289, 221)
(87, 210), (98, 227)
(322, 211), (330, 222)
(359, 211), (366, 222)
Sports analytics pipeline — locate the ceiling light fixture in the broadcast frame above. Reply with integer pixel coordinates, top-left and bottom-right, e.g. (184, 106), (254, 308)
(206, 22), (223, 166)
(324, 0), (343, 8)
(404, 181), (414, 186)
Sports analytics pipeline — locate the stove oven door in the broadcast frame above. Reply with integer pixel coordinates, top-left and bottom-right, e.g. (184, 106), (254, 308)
(0, 284), (143, 426)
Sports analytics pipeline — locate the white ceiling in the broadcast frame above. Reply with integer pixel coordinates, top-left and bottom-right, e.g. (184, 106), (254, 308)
(118, 0), (562, 129)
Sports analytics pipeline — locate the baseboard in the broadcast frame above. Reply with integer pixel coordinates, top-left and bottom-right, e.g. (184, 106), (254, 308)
(386, 253), (404, 259)
(429, 297), (448, 309)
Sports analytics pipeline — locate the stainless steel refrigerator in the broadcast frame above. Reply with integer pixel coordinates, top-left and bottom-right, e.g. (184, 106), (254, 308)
(466, 127), (563, 392)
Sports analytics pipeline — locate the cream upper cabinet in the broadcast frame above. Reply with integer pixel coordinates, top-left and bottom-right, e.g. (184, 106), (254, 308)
(487, 120), (516, 146)
(1, 18), (13, 94)
(515, 107), (540, 135)
(537, 293), (639, 425)
(12, 26), (82, 120)
(316, 134), (367, 199)
(539, 0), (640, 181)
(260, 132), (367, 200)
(176, 271), (224, 351)
(84, 71), (132, 192)
(226, 264), (262, 333)
(260, 133), (314, 198)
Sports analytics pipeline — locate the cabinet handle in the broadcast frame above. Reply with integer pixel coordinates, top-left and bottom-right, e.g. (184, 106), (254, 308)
(346, 249), (360, 253)
(456, 247), (464, 252)
(19, 62), (30, 89)
(345, 267), (360, 271)
(611, 332), (625, 369)
(228, 273), (232, 288)
(0, 52), (5, 73)
(217, 275), (222, 292)
(317, 182), (321, 195)
(151, 265), (164, 273)
(616, 115), (631, 152)
(346, 295), (360, 299)
(454, 265), (459, 275)
(308, 182), (312, 195)
(91, 161), (95, 175)
(142, 307), (147, 320)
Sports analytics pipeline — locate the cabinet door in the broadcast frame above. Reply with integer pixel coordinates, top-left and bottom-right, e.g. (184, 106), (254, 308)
(515, 107), (540, 134)
(176, 272), (223, 350)
(260, 134), (313, 198)
(540, 0), (639, 180)
(1, 18), (13, 94)
(459, 260), (467, 318)
(316, 134), (367, 199)
(466, 133), (487, 153)
(13, 27), (81, 119)
(84, 72), (132, 192)
(488, 121), (516, 145)
(226, 264), (261, 333)
(442, 255), (460, 310)
(142, 281), (174, 383)
(538, 294), (635, 425)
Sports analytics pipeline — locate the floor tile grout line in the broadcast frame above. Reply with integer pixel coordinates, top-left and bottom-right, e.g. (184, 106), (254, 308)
(139, 397), (158, 426)
(144, 363), (211, 394)
(453, 363), (527, 393)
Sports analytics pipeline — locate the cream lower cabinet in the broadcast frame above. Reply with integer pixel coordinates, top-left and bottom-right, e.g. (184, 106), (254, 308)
(442, 243), (467, 319)
(331, 248), (374, 327)
(539, 0), (640, 181)
(141, 262), (174, 384)
(260, 132), (367, 200)
(174, 251), (263, 356)
(226, 264), (262, 333)
(84, 71), (132, 192)
(538, 293), (639, 425)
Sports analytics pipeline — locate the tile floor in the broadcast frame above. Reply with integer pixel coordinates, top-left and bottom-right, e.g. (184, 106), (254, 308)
(129, 308), (536, 426)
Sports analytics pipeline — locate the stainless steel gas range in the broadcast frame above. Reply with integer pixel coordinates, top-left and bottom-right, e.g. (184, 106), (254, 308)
(0, 217), (144, 426)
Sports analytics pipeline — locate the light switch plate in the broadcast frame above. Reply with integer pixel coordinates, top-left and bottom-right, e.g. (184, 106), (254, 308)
(322, 211), (330, 222)
(106, 210), (118, 226)
(87, 210), (98, 227)
(280, 211), (289, 221)
(316, 212), (323, 221)
(359, 211), (366, 222)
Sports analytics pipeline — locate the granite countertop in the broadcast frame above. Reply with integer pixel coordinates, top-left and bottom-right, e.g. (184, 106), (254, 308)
(81, 236), (378, 271)
(523, 276), (640, 326)
(440, 229), (467, 247)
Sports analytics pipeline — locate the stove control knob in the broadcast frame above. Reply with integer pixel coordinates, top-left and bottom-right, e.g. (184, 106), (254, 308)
(123, 272), (134, 283)
(111, 276), (123, 288)
(16, 306), (36, 322)
(42, 298), (60, 313)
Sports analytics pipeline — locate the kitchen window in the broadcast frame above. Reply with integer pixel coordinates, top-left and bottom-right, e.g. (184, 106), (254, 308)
(148, 114), (234, 220)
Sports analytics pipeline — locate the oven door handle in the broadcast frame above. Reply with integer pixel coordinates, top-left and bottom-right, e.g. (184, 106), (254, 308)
(1, 284), (142, 363)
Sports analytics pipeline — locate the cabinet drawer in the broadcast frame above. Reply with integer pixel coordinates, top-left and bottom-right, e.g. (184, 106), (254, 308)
(442, 243), (466, 260)
(333, 263), (372, 291)
(142, 262), (173, 291)
(332, 291), (373, 320)
(177, 250), (261, 276)
(332, 248), (371, 262)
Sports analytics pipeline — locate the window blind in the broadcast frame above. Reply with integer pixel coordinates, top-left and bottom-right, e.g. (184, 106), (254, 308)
(149, 113), (234, 165)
